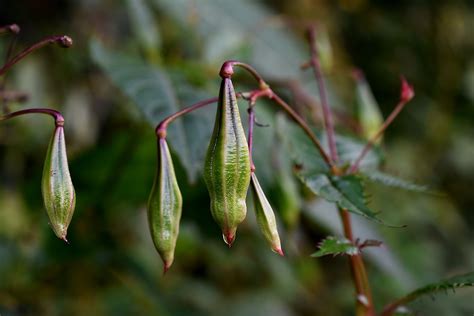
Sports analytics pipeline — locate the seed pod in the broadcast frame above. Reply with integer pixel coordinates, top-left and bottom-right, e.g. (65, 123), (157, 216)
(204, 77), (251, 247)
(354, 70), (383, 143)
(147, 138), (182, 272)
(250, 173), (283, 256)
(42, 124), (76, 241)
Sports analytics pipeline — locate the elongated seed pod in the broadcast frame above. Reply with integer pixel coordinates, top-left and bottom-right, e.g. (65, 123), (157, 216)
(148, 138), (182, 272)
(42, 124), (76, 241)
(250, 173), (283, 256)
(204, 77), (251, 247)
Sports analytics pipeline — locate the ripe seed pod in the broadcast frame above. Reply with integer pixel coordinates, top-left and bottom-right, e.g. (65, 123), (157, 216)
(204, 76), (251, 247)
(250, 173), (283, 256)
(42, 123), (76, 242)
(147, 138), (182, 272)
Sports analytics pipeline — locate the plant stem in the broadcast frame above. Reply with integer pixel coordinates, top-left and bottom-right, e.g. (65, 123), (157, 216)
(380, 296), (411, 316)
(268, 90), (336, 172)
(348, 78), (414, 173)
(0, 108), (64, 126)
(306, 26), (339, 162)
(340, 208), (376, 316)
(0, 35), (72, 76)
(0, 24), (20, 36)
(155, 97), (219, 138)
(247, 106), (256, 172)
(220, 60), (268, 89)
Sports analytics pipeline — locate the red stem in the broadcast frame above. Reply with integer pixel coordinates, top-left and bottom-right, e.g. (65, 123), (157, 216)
(0, 35), (72, 76)
(306, 26), (339, 162)
(0, 108), (64, 126)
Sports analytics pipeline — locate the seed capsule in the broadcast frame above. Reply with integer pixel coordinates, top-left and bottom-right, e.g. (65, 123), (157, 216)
(250, 173), (283, 256)
(204, 77), (251, 247)
(148, 138), (182, 272)
(42, 124), (76, 241)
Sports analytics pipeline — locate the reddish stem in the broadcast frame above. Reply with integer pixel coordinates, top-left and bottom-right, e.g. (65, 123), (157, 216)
(306, 26), (339, 162)
(0, 108), (64, 126)
(348, 77), (414, 173)
(0, 24), (20, 35)
(155, 97), (219, 138)
(0, 35), (73, 76)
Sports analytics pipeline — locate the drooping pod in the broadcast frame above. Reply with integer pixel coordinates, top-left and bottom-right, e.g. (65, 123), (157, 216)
(147, 138), (182, 272)
(41, 122), (76, 241)
(250, 173), (283, 256)
(203, 76), (251, 247)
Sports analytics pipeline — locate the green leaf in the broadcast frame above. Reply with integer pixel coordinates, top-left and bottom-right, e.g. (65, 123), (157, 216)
(362, 170), (432, 193)
(125, 0), (161, 62)
(311, 236), (359, 257)
(336, 134), (383, 171)
(385, 272), (474, 312)
(298, 173), (380, 222)
(90, 39), (214, 182)
(152, 0), (307, 79)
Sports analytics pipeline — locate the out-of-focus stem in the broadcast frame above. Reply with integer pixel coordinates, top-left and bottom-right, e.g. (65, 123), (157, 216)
(0, 35), (72, 76)
(306, 26), (339, 162)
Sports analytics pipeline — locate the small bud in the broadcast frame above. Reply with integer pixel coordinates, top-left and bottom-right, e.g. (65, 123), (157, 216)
(148, 138), (182, 271)
(42, 125), (76, 241)
(400, 76), (414, 103)
(250, 173), (283, 256)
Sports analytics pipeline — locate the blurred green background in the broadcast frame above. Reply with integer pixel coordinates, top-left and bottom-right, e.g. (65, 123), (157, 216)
(0, 1), (473, 315)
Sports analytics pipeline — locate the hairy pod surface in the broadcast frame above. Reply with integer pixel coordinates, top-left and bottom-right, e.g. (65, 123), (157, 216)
(250, 173), (283, 256)
(148, 138), (182, 272)
(204, 77), (251, 246)
(42, 125), (76, 241)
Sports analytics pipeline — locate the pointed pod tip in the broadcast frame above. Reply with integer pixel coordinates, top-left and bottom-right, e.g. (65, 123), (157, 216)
(400, 76), (414, 103)
(60, 235), (69, 244)
(163, 261), (172, 275)
(222, 231), (236, 247)
(274, 247), (285, 257)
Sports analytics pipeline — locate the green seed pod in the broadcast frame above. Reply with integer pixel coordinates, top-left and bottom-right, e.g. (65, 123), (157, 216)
(354, 70), (383, 143)
(250, 173), (283, 256)
(147, 138), (182, 272)
(42, 124), (76, 242)
(204, 77), (251, 247)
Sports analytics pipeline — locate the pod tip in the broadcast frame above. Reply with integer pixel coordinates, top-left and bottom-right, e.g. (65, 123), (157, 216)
(222, 231), (235, 247)
(274, 247), (285, 257)
(163, 262), (172, 275)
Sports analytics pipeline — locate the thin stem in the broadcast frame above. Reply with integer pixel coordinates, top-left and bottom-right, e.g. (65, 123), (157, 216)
(306, 26), (339, 162)
(340, 208), (375, 316)
(0, 24), (20, 36)
(155, 97), (219, 138)
(220, 60), (268, 89)
(380, 295), (414, 316)
(0, 35), (73, 77)
(0, 108), (64, 126)
(348, 78), (414, 173)
(269, 90), (336, 172)
(247, 106), (256, 172)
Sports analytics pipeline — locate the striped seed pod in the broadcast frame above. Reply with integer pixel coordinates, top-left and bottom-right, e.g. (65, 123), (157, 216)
(250, 173), (283, 256)
(147, 138), (182, 272)
(204, 76), (251, 247)
(42, 123), (76, 242)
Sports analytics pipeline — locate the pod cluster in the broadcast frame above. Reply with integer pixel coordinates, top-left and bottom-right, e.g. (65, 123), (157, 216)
(148, 73), (284, 271)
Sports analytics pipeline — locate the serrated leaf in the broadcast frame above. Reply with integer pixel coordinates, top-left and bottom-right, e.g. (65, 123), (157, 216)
(363, 170), (432, 193)
(384, 272), (474, 314)
(311, 236), (359, 257)
(152, 0), (307, 79)
(298, 173), (381, 222)
(90, 39), (214, 182)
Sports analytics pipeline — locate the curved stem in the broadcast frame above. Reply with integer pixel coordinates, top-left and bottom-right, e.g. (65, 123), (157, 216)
(220, 60), (268, 89)
(0, 35), (73, 76)
(0, 24), (20, 35)
(155, 97), (219, 138)
(0, 108), (64, 126)
(306, 26), (339, 162)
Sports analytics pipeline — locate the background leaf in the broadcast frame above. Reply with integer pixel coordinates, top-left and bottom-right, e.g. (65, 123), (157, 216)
(311, 236), (359, 257)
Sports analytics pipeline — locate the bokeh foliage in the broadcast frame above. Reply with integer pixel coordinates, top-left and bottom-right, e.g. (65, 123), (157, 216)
(0, 1), (473, 315)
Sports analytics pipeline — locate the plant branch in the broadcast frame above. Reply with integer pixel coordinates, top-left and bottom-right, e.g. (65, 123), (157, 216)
(0, 24), (20, 36)
(0, 35), (73, 77)
(348, 77), (414, 173)
(340, 208), (375, 316)
(0, 108), (64, 126)
(305, 26), (339, 162)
